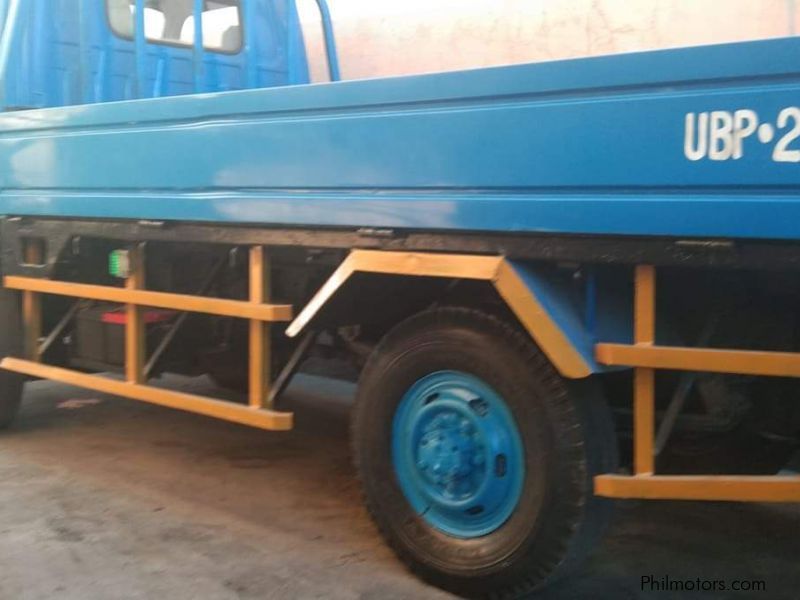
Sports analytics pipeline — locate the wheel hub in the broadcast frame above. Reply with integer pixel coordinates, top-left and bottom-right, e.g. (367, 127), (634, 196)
(392, 371), (525, 538)
(417, 413), (484, 493)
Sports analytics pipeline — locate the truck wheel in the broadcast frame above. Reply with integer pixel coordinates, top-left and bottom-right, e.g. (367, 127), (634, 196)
(352, 308), (617, 598)
(0, 288), (24, 430)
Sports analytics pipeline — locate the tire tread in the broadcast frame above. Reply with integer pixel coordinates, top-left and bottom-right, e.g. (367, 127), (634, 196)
(352, 307), (617, 599)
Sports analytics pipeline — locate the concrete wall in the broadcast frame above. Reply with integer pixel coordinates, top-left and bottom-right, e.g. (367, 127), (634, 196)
(298, 0), (799, 82)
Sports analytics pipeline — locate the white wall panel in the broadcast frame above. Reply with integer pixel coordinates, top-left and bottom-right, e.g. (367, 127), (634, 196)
(298, 0), (798, 81)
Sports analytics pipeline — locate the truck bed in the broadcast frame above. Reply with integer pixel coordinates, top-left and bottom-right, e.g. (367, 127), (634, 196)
(1, 37), (799, 240)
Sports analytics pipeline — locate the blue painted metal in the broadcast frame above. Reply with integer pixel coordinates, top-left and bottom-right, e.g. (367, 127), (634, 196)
(133, 0), (147, 98)
(193, 0), (206, 94)
(0, 37), (799, 239)
(0, 0), (312, 109)
(312, 0), (340, 81)
(0, 31), (800, 239)
(507, 260), (600, 373)
(392, 371), (524, 538)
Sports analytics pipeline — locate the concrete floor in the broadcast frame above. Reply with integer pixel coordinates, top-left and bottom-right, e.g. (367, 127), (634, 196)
(0, 374), (798, 600)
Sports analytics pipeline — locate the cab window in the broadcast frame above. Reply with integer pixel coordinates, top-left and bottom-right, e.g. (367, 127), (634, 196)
(106, 0), (242, 53)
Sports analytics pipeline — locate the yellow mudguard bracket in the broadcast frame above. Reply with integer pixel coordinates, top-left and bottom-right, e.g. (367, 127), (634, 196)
(287, 250), (594, 379)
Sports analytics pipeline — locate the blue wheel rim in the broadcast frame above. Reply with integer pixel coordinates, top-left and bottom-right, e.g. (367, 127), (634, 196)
(392, 371), (525, 538)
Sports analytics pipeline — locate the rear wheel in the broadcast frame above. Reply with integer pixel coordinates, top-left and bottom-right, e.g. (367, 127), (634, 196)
(0, 287), (24, 429)
(352, 308), (618, 598)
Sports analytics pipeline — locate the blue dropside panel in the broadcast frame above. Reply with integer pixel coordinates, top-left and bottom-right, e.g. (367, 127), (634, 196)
(1, 37), (800, 240)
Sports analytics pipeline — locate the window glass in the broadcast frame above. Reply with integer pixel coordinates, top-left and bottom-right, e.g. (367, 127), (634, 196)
(106, 0), (242, 53)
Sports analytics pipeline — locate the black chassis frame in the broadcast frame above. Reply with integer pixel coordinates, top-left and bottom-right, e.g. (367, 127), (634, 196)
(3, 216), (800, 279)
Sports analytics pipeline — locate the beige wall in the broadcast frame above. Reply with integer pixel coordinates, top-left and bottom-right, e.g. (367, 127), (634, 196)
(298, 0), (799, 82)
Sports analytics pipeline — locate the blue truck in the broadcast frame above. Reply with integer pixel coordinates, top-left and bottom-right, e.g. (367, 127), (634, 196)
(0, 1), (798, 597)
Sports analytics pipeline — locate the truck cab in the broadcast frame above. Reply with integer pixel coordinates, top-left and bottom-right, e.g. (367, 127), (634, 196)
(0, 0), (333, 110)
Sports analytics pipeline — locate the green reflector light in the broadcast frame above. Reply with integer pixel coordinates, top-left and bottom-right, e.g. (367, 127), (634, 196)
(109, 250), (131, 279)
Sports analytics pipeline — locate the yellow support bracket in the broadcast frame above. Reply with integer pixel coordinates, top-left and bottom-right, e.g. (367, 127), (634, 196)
(596, 343), (800, 378)
(249, 246), (272, 409)
(21, 240), (43, 362)
(3, 277), (293, 322)
(125, 243), (146, 384)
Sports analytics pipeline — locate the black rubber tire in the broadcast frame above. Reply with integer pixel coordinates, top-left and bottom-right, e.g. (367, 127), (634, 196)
(352, 307), (618, 599)
(0, 287), (24, 430)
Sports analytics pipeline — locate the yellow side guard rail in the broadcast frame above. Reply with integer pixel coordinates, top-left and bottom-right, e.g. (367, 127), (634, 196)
(4, 248), (798, 500)
(595, 265), (800, 503)
(2, 244), (294, 431)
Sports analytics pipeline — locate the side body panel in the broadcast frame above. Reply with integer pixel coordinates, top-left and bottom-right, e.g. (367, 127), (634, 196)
(1, 38), (800, 239)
